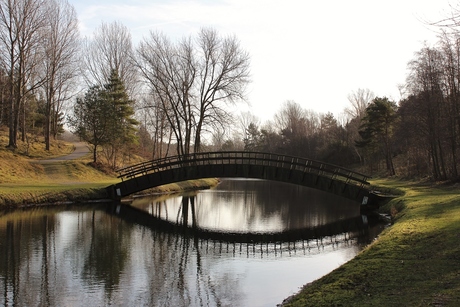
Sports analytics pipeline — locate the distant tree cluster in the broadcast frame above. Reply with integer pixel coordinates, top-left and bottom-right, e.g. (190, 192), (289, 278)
(218, 97), (374, 172)
(202, 19), (460, 182)
(397, 31), (460, 180)
(217, 27), (460, 181)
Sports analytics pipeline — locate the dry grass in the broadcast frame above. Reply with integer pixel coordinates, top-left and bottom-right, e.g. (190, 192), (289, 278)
(0, 127), (117, 207)
(0, 127), (219, 208)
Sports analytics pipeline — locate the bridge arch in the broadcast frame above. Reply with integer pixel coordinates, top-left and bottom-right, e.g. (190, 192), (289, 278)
(107, 151), (378, 208)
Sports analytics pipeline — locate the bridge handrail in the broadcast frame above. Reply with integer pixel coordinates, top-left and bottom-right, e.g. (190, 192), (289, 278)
(116, 151), (370, 187)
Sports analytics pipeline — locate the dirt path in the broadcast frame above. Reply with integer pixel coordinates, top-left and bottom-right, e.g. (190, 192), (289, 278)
(32, 141), (92, 183)
(38, 142), (90, 163)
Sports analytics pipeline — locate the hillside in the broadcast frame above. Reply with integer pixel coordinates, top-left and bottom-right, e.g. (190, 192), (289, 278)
(0, 127), (117, 207)
(0, 128), (219, 208)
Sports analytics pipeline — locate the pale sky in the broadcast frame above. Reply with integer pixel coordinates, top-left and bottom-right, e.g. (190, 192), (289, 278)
(72, 0), (449, 121)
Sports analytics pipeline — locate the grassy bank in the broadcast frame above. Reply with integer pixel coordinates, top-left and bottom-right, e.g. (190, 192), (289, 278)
(284, 178), (460, 306)
(0, 132), (116, 208)
(0, 130), (219, 208)
(0, 178), (220, 209)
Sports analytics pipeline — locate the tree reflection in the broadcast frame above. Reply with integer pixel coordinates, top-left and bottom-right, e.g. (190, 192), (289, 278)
(0, 210), (59, 306)
(0, 189), (386, 307)
(109, 201), (244, 306)
(81, 210), (130, 293)
(133, 180), (363, 234)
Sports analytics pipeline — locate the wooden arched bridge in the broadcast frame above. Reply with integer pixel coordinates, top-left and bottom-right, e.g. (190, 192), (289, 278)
(106, 151), (380, 209)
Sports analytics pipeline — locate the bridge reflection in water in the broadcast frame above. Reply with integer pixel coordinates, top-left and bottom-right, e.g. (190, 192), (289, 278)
(108, 196), (385, 258)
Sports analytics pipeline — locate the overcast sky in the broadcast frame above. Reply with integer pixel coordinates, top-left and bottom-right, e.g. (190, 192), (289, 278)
(71, 0), (449, 121)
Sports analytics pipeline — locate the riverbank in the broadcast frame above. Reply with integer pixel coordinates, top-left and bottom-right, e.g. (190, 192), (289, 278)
(0, 130), (219, 209)
(0, 178), (221, 209)
(283, 178), (460, 306)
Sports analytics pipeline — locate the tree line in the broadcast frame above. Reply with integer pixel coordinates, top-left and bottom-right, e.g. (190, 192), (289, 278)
(234, 26), (460, 181)
(1, 0), (460, 181)
(0, 0), (79, 151)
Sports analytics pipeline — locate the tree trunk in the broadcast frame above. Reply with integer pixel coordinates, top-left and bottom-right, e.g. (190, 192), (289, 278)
(7, 94), (15, 148)
(93, 145), (98, 163)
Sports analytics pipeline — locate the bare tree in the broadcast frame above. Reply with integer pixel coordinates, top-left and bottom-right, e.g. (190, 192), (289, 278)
(82, 21), (138, 96)
(0, 0), (47, 148)
(274, 100), (320, 156)
(138, 92), (173, 159)
(136, 32), (194, 156)
(406, 45), (448, 180)
(193, 28), (251, 152)
(438, 31), (460, 177)
(135, 28), (251, 156)
(238, 111), (259, 144)
(274, 100), (310, 138)
(345, 88), (375, 120)
(344, 88), (375, 162)
(41, 0), (79, 150)
(428, 3), (460, 30)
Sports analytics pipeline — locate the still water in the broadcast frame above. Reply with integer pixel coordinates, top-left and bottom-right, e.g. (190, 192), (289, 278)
(0, 179), (385, 307)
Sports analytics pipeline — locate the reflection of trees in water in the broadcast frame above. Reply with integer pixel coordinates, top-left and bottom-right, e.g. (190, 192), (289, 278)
(109, 200), (385, 305)
(117, 200), (381, 256)
(81, 210), (130, 295)
(139, 228), (242, 307)
(1, 209), (98, 305)
(0, 206), (244, 307)
(109, 201), (243, 306)
(0, 211), (59, 306)
(133, 180), (363, 233)
(216, 179), (361, 228)
(0, 196), (384, 307)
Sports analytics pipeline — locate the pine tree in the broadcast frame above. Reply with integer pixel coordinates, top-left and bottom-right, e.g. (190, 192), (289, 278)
(68, 70), (138, 166)
(357, 97), (398, 175)
(68, 85), (113, 163)
(102, 70), (138, 168)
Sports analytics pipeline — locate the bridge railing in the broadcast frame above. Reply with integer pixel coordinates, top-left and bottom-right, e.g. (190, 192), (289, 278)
(116, 151), (370, 187)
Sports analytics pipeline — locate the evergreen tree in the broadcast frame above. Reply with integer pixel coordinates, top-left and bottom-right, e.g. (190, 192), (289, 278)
(243, 122), (261, 151)
(357, 97), (398, 175)
(68, 70), (138, 165)
(68, 85), (113, 163)
(101, 70), (138, 168)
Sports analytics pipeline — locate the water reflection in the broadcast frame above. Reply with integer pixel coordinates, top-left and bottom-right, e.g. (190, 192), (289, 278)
(132, 179), (362, 233)
(0, 206), (244, 306)
(0, 180), (386, 307)
(111, 200), (379, 250)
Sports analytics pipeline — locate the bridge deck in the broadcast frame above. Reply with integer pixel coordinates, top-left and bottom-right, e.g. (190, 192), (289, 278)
(116, 151), (370, 188)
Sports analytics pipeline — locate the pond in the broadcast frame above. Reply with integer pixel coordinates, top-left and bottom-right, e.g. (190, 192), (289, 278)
(0, 179), (386, 307)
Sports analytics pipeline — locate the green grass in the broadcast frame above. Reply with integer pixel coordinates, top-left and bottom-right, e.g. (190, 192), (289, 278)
(283, 178), (460, 306)
(0, 183), (111, 208)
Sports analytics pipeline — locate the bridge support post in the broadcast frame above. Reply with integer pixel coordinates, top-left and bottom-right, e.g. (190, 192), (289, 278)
(106, 184), (122, 200)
